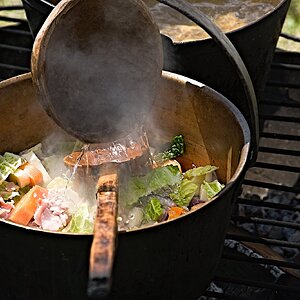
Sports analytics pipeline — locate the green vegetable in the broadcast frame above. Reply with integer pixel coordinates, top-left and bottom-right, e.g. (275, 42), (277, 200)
(0, 153), (26, 184)
(144, 197), (163, 222)
(2, 152), (26, 171)
(63, 204), (94, 234)
(0, 163), (13, 184)
(120, 165), (182, 206)
(183, 165), (218, 195)
(0, 181), (20, 201)
(170, 178), (198, 207)
(155, 134), (185, 161)
(11, 185), (31, 204)
(200, 180), (225, 200)
(184, 165), (218, 179)
(146, 165), (181, 192)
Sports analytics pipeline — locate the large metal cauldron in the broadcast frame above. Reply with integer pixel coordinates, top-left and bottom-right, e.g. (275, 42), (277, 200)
(0, 71), (250, 300)
(21, 0), (290, 125)
(158, 0), (291, 127)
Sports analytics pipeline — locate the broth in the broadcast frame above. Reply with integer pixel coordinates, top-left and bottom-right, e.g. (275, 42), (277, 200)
(147, 0), (282, 43)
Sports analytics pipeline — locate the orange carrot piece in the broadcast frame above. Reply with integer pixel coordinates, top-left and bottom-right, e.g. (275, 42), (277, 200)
(20, 163), (43, 186)
(9, 185), (47, 225)
(167, 206), (185, 220)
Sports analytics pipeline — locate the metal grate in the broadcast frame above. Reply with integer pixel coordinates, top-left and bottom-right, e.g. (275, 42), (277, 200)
(0, 5), (299, 300)
(202, 36), (300, 299)
(0, 3), (32, 81)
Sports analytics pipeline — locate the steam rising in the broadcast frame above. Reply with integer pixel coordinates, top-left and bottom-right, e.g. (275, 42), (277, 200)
(36, 0), (163, 144)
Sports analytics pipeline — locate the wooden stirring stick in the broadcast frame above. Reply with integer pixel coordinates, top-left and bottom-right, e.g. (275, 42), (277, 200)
(64, 136), (153, 299)
(88, 163), (118, 299)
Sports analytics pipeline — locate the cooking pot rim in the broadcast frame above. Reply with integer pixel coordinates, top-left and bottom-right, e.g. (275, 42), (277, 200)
(158, 0), (288, 45)
(0, 71), (250, 236)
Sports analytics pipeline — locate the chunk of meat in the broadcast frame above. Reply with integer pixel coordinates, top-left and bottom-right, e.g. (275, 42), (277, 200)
(34, 189), (69, 231)
(0, 197), (14, 219)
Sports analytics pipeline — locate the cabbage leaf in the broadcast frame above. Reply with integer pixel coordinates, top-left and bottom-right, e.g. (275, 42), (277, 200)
(144, 197), (163, 222)
(121, 165), (182, 206)
(170, 179), (198, 207)
(0, 153), (26, 184)
(200, 180), (225, 200)
(183, 165), (218, 195)
(2, 152), (26, 171)
(63, 203), (94, 234)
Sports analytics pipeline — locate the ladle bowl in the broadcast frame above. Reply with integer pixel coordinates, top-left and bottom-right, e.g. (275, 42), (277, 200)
(31, 0), (163, 143)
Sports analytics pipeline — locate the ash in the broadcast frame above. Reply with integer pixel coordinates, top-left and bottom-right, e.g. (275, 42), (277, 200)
(199, 239), (285, 300)
(237, 189), (300, 262)
(200, 188), (299, 299)
(224, 239), (285, 279)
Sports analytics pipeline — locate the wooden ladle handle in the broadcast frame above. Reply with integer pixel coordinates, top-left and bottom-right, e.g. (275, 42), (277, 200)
(88, 163), (118, 299)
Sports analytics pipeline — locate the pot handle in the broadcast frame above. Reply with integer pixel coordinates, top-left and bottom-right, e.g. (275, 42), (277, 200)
(156, 0), (259, 165)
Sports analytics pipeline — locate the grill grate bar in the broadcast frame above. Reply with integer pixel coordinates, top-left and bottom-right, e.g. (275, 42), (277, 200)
(242, 179), (299, 193)
(266, 81), (300, 88)
(260, 132), (300, 141)
(0, 26), (31, 35)
(258, 146), (300, 156)
(0, 6), (23, 11)
(226, 233), (300, 249)
(203, 290), (259, 300)
(222, 252), (300, 269)
(0, 16), (27, 23)
(237, 197), (300, 212)
(260, 100), (300, 108)
(280, 32), (300, 42)
(213, 276), (300, 293)
(271, 61), (300, 71)
(259, 114), (300, 123)
(0, 43), (31, 52)
(231, 215), (300, 231)
(0, 62), (30, 71)
(253, 162), (300, 173)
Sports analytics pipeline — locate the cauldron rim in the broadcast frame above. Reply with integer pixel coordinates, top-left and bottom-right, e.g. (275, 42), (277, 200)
(160, 0), (287, 45)
(0, 71), (250, 237)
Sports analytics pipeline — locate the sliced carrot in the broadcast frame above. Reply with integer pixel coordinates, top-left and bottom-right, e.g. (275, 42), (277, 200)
(20, 163), (43, 186)
(8, 169), (31, 188)
(9, 185), (47, 226)
(167, 206), (185, 220)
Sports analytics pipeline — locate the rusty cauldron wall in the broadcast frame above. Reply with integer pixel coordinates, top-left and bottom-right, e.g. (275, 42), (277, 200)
(21, 0), (291, 128)
(0, 71), (251, 300)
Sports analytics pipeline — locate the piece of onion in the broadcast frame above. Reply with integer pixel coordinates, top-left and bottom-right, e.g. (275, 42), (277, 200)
(127, 207), (144, 229)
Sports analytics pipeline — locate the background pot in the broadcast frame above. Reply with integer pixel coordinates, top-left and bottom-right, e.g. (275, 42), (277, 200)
(0, 71), (250, 300)
(159, 0), (291, 130)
